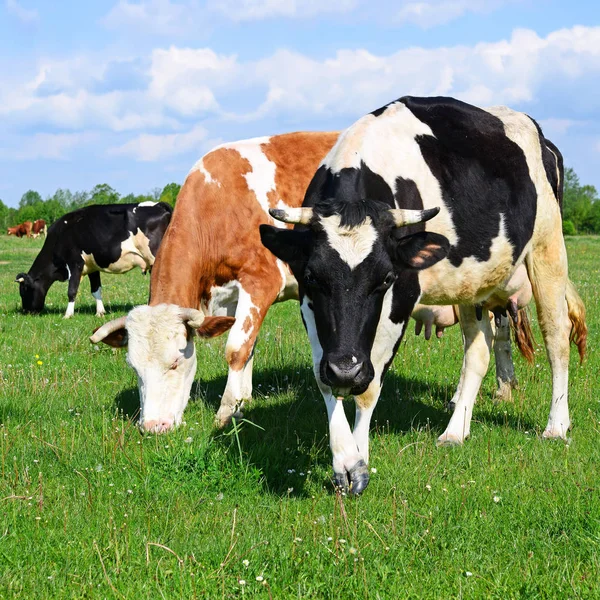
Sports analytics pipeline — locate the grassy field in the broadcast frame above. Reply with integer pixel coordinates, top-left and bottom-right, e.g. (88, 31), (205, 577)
(0, 235), (599, 599)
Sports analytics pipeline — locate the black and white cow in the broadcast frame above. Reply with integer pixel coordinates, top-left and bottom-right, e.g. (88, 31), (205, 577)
(261, 96), (587, 495)
(16, 202), (172, 318)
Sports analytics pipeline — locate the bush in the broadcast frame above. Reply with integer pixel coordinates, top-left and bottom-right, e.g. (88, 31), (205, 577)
(563, 219), (576, 236)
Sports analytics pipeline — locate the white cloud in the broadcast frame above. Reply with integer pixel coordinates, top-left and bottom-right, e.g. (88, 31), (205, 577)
(5, 0), (39, 23)
(395, 0), (518, 28)
(108, 124), (208, 161)
(148, 47), (237, 115)
(207, 0), (358, 21)
(102, 0), (188, 35)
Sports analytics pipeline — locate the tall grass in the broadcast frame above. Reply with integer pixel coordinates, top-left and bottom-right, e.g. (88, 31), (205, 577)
(0, 235), (598, 598)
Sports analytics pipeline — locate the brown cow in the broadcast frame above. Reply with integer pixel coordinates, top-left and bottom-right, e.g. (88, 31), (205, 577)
(7, 221), (33, 238)
(91, 132), (340, 432)
(32, 219), (47, 238)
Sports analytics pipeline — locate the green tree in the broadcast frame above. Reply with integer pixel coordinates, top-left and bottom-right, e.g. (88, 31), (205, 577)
(19, 189), (42, 208)
(563, 168), (600, 233)
(159, 182), (181, 207)
(89, 184), (120, 206)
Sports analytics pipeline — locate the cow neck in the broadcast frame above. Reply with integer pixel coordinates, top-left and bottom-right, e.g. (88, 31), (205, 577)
(148, 174), (219, 310)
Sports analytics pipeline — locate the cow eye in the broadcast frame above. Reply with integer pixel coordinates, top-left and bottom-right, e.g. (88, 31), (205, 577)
(377, 271), (396, 291)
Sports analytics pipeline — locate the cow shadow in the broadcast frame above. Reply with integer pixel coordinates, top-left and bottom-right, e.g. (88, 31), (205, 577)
(31, 303), (137, 316)
(112, 363), (537, 497)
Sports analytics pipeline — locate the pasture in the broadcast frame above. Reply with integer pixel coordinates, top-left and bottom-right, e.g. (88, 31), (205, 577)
(1, 234), (599, 599)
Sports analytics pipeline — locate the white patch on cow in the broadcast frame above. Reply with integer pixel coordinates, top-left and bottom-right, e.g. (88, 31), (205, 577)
(81, 229), (155, 276)
(64, 301), (75, 319)
(125, 304), (197, 430)
(65, 264), (71, 281)
(137, 201), (157, 207)
(320, 214), (378, 270)
(223, 282), (260, 353)
(188, 157), (221, 187)
(227, 137), (275, 215)
(92, 286), (105, 317)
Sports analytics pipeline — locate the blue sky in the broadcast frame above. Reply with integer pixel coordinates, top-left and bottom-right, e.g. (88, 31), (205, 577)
(1, 0), (599, 207)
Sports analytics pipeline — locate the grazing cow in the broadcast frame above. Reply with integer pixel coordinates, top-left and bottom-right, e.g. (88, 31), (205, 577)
(15, 202), (172, 318)
(90, 132), (340, 432)
(261, 96), (587, 494)
(8, 221), (33, 238)
(32, 219), (47, 238)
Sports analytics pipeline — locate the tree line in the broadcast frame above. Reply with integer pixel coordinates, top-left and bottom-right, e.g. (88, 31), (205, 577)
(1, 168), (598, 234)
(0, 182), (181, 232)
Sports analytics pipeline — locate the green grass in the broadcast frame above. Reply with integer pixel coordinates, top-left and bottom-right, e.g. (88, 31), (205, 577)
(1, 235), (599, 599)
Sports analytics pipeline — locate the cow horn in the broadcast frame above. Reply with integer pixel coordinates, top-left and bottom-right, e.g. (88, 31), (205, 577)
(269, 207), (314, 225)
(179, 308), (206, 328)
(15, 277), (24, 283)
(389, 207), (440, 227)
(90, 316), (127, 343)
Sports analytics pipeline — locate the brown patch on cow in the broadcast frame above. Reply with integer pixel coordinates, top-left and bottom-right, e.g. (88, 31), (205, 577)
(264, 132), (339, 212)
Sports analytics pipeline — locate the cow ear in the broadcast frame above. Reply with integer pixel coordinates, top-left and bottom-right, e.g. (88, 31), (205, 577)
(260, 225), (312, 265)
(393, 232), (449, 270)
(92, 326), (128, 348)
(195, 316), (235, 339)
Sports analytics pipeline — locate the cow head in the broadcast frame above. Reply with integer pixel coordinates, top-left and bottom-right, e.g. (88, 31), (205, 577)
(260, 202), (449, 396)
(90, 304), (234, 432)
(15, 273), (47, 314)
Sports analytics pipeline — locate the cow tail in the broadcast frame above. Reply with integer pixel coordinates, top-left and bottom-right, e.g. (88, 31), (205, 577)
(566, 278), (587, 363)
(510, 308), (535, 364)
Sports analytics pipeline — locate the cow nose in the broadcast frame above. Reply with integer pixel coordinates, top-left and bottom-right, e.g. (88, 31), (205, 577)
(325, 360), (364, 387)
(141, 418), (174, 433)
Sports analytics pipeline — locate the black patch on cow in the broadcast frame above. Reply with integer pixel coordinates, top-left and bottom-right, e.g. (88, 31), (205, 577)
(542, 137), (564, 212)
(370, 100), (398, 118)
(398, 95), (537, 266)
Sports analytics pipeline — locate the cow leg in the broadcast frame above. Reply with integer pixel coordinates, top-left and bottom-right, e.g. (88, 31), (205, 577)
(88, 272), (105, 317)
(438, 305), (493, 446)
(300, 298), (366, 493)
(214, 280), (276, 427)
(493, 314), (517, 402)
(526, 243), (571, 439)
(64, 262), (83, 319)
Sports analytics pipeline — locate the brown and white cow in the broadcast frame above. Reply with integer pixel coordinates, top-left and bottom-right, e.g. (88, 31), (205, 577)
(91, 132), (340, 432)
(32, 219), (47, 238)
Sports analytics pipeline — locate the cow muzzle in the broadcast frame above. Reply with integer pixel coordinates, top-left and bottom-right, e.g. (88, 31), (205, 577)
(321, 354), (373, 396)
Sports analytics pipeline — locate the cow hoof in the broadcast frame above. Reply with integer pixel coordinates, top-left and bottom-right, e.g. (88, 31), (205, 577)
(494, 382), (513, 403)
(436, 432), (465, 447)
(214, 404), (244, 429)
(542, 425), (570, 441)
(96, 311), (106, 318)
(333, 460), (370, 496)
(63, 313), (73, 320)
